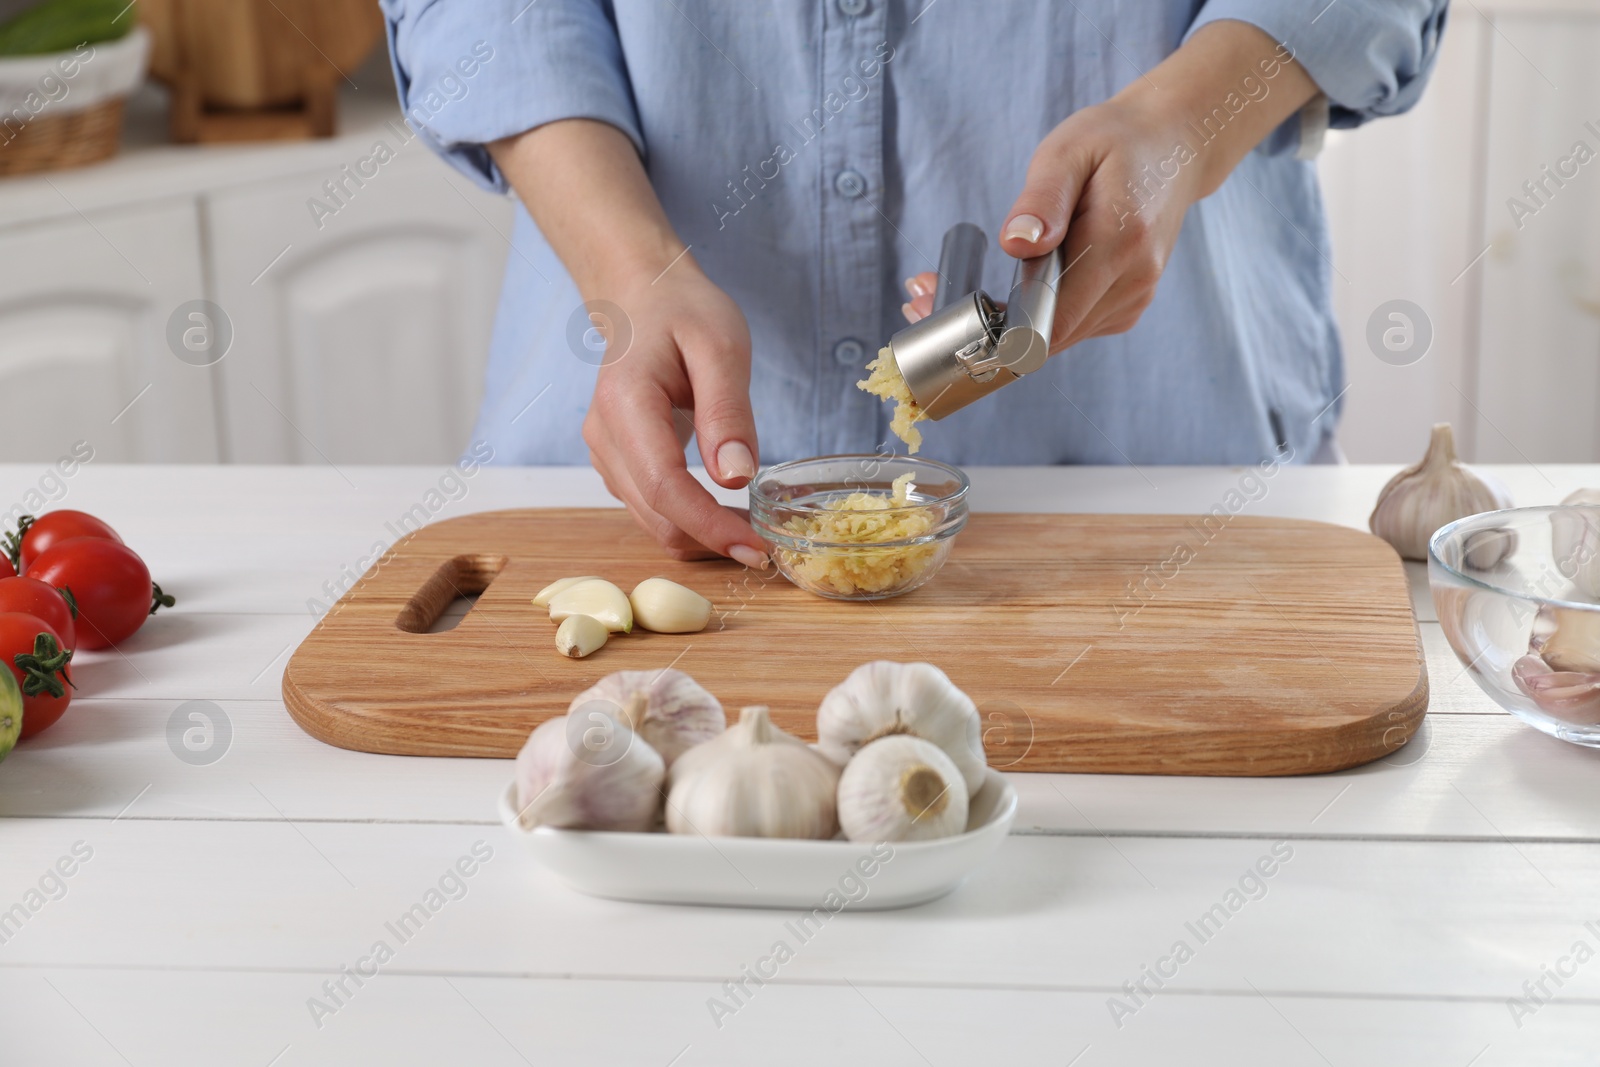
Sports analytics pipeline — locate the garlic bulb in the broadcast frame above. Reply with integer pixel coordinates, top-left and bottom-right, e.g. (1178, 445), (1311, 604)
(1369, 423), (1513, 562)
(569, 669), (724, 767)
(533, 576), (602, 608)
(548, 579), (633, 632)
(837, 735), (969, 842)
(665, 706), (839, 839)
(629, 578), (713, 633)
(555, 614), (608, 658)
(1552, 489), (1600, 598)
(665, 694), (804, 787)
(815, 661), (987, 795)
(513, 692), (665, 831)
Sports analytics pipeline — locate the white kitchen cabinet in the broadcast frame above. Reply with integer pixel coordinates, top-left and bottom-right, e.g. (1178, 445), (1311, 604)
(206, 151), (508, 465)
(1317, 15), (1485, 464)
(0, 198), (218, 463)
(1322, 1), (1600, 463)
(1471, 12), (1600, 464)
(0, 74), (510, 467)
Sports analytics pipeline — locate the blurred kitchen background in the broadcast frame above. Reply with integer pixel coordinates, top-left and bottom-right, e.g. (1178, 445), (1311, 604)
(0, 0), (1593, 466)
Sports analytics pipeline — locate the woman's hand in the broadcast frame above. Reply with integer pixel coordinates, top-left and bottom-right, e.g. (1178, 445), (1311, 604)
(903, 21), (1316, 352)
(582, 260), (768, 564)
(905, 95), (1206, 352)
(490, 119), (768, 565)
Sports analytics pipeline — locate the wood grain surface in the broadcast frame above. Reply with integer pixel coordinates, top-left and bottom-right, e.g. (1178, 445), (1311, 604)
(282, 509), (1427, 774)
(141, 0), (383, 141)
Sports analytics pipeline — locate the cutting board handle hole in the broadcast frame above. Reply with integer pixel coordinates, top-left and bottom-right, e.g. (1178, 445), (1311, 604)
(395, 554), (509, 634)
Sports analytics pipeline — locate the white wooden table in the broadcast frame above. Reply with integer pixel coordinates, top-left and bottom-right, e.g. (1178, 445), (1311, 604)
(2, 463), (1597, 1066)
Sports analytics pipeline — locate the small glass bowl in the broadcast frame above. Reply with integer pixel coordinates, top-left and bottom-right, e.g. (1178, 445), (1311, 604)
(749, 454), (969, 601)
(1429, 505), (1600, 747)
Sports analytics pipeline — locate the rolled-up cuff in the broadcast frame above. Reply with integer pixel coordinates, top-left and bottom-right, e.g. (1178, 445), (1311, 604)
(1187, 0), (1447, 136)
(382, 0), (644, 193)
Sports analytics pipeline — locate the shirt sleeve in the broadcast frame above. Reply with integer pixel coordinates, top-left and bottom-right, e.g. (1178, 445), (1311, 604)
(1187, 0), (1449, 146)
(380, 0), (644, 193)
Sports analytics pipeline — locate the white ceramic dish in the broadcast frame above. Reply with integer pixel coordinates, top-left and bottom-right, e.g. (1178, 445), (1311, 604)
(497, 770), (1017, 910)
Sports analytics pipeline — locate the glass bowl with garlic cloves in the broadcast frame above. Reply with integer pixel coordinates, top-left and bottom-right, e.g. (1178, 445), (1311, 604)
(1430, 504), (1600, 747)
(749, 455), (969, 601)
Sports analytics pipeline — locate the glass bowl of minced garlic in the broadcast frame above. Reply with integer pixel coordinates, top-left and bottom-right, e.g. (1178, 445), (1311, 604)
(748, 455), (969, 600)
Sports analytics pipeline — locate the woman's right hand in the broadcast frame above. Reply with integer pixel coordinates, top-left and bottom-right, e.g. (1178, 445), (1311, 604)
(582, 259), (769, 565)
(489, 119), (768, 566)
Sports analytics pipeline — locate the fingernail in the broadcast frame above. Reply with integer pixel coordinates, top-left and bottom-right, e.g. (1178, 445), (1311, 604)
(904, 276), (932, 298)
(729, 544), (768, 570)
(902, 301), (925, 324)
(717, 440), (756, 481)
(1002, 213), (1045, 244)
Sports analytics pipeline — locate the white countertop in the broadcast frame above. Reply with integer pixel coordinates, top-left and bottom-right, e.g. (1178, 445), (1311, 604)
(3, 462), (1598, 1066)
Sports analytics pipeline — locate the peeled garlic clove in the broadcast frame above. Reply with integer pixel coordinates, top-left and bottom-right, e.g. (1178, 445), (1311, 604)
(1552, 489), (1600, 598)
(629, 577), (713, 634)
(533, 576), (602, 608)
(570, 669), (725, 768)
(816, 660), (988, 795)
(837, 734), (969, 843)
(1462, 527), (1518, 571)
(665, 706), (839, 839)
(555, 614), (608, 658)
(1512, 654), (1600, 721)
(548, 579), (633, 633)
(1369, 423), (1513, 562)
(1538, 608), (1600, 675)
(513, 694), (665, 831)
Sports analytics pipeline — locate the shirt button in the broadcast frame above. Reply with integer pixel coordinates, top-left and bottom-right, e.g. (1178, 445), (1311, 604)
(839, 0), (869, 15)
(834, 168), (867, 199)
(833, 338), (865, 365)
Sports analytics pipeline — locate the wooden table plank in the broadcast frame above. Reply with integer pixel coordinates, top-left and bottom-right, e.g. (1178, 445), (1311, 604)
(2, 967), (1591, 1067)
(1, 820), (1595, 1004)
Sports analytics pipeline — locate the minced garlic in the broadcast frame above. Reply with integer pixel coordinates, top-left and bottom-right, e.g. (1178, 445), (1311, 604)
(778, 473), (939, 597)
(858, 347), (926, 454)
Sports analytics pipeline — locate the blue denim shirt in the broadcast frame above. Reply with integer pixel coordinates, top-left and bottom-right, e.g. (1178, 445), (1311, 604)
(383, 0), (1447, 466)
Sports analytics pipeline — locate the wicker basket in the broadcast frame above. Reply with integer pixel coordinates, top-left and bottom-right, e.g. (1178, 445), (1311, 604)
(0, 95), (123, 176)
(0, 26), (149, 177)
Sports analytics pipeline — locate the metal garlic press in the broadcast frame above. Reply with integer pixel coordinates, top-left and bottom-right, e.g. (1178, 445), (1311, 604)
(888, 223), (1063, 419)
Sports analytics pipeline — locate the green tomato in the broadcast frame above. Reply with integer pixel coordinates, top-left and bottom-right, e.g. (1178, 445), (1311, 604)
(0, 667), (21, 763)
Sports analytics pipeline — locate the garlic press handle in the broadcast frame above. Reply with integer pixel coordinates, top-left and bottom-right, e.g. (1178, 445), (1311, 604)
(931, 222), (988, 312)
(992, 244), (1062, 377)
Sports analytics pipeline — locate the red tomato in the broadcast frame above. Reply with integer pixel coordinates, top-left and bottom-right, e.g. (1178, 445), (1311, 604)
(26, 539), (156, 650)
(0, 576), (77, 651)
(0, 613), (73, 740)
(13, 510), (122, 572)
(0, 554), (13, 580)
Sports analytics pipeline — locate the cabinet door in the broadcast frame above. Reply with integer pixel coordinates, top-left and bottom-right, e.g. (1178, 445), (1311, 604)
(1472, 13), (1600, 462)
(207, 147), (512, 465)
(1318, 13), (1485, 463)
(0, 199), (218, 462)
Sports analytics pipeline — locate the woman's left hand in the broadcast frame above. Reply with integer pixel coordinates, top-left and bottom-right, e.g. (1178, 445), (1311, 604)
(905, 95), (1203, 353)
(903, 21), (1316, 353)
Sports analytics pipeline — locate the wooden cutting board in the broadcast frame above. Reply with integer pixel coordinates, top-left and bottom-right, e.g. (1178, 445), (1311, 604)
(283, 509), (1426, 775)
